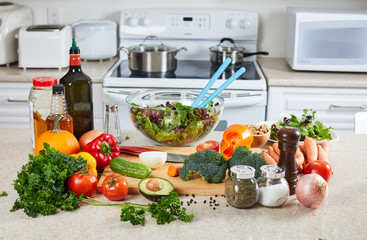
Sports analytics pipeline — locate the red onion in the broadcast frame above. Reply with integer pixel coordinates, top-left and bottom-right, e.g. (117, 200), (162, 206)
(295, 173), (328, 208)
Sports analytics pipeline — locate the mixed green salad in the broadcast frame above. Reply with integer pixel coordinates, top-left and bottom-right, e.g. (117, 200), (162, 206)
(130, 101), (221, 145)
(270, 109), (333, 141)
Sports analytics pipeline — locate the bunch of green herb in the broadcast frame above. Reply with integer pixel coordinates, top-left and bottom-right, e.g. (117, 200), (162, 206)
(0, 191), (8, 197)
(82, 192), (194, 226)
(130, 101), (220, 145)
(270, 109), (333, 141)
(11, 143), (87, 218)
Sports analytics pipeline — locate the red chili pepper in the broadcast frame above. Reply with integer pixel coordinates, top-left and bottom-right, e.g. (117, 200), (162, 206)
(82, 133), (120, 170)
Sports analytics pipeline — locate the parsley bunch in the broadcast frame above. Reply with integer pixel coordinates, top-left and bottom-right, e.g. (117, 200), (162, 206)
(82, 192), (194, 226)
(11, 143), (87, 217)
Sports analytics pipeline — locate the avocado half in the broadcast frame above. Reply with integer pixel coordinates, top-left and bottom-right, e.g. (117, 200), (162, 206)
(138, 177), (174, 202)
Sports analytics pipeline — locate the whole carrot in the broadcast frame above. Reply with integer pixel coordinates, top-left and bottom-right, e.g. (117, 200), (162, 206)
(262, 151), (277, 165)
(304, 137), (318, 162)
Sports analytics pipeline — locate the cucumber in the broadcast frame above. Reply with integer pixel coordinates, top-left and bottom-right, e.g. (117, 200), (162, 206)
(110, 157), (152, 179)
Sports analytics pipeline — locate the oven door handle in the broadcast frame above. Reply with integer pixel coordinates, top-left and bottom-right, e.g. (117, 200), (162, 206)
(223, 94), (265, 107)
(104, 90), (132, 105)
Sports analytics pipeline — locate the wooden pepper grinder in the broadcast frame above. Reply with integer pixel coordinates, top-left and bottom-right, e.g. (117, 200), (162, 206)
(277, 127), (301, 195)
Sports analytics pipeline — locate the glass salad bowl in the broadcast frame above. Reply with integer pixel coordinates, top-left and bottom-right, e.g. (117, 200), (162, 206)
(126, 90), (224, 146)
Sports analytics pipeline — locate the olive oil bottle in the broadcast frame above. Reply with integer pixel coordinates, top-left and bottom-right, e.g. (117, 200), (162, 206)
(60, 39), (93, 139)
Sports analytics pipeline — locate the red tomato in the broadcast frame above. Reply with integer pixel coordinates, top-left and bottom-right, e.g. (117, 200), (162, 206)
(196, 140), (220, 152)
(68, 170), (97, 197)
(304, 160), (333, 182)
(102, 173), (128, 201)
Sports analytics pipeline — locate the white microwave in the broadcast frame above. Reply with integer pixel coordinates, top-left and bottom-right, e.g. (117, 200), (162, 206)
(286, 8), (367, 72)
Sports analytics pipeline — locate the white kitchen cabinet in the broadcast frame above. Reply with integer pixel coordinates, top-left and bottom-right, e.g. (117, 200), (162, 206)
(267, 86), (367, 133)
(0, 82), (103, 130)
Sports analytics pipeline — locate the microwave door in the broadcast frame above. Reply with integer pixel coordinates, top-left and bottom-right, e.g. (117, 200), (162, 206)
(296, 20), (367, 72)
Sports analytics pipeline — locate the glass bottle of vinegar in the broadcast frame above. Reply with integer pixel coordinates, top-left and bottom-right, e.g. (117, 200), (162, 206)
(60, 39), (93, 139)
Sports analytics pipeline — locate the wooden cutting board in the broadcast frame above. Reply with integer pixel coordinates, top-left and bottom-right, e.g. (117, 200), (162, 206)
(97, 146), (260, 196)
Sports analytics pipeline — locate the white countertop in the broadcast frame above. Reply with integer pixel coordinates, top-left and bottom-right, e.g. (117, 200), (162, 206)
(258, 57), (367, 88)
(1, 128), (366, 240)
(0, 58), (117, 83)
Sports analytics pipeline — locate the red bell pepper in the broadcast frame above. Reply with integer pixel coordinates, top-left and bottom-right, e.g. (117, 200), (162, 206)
(82, 133), (120, 170)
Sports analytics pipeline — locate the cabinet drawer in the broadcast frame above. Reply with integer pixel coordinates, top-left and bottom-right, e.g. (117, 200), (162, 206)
(267, 87), (367, 133)
(0, 82), (32, 128)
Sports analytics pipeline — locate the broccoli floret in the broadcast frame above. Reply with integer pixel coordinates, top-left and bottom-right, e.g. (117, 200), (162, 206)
(228, 146), (268, 179)
(179, 149), (227, 183)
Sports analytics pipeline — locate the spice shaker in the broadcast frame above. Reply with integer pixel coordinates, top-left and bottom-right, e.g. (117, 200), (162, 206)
(225, 165), (259, 209)
(104, 104), (122, 144)
(257, 165), (289, 207)
(277, 127), (300, 195)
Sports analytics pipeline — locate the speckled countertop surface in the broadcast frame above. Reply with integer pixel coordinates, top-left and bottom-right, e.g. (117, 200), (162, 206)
(1, 128), (366, 240)
(258, 57), (367, 88)
(0, 58), (117, 83)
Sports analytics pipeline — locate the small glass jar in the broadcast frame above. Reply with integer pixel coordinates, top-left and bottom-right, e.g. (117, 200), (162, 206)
(225, 165), (259, 209)
(104, 104), (122, 144)
(257, 165), (290, 207)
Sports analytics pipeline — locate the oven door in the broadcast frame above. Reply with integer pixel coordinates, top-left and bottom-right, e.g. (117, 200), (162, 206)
(103, 87), (267, 131)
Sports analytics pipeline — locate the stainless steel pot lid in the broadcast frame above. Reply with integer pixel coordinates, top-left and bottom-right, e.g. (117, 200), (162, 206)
(209, 38), (245, 53)
(130, 35), (177, 53)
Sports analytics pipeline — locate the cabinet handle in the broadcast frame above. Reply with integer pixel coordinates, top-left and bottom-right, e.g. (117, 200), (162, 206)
(7, 98), (28, 103)
(330, 104), (366, 110)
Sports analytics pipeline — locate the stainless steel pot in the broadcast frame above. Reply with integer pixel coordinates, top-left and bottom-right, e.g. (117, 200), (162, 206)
(120, 35), (187, 74)
(209, 38), (268, 65)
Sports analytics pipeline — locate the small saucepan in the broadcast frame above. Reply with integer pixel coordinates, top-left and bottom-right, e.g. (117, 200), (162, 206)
(209, 38), (269, 65)
(120, 35), (187, 75)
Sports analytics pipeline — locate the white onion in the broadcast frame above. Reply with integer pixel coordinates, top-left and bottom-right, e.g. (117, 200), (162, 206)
(295, 173), (328, 208)
(139, 151), (167, 169)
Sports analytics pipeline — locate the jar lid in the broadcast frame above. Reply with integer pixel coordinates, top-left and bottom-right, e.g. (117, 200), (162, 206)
(260, 165), (285, 179)
(230, 165), (255, 179)
(106, 104), (118, 112)
(33, 77), (57, 87)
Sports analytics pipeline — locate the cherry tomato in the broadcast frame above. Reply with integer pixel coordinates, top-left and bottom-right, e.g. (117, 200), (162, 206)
(68, 170), (97, 197)
(196, 140), (220, 152)
(304, 160), (333, 182)
(102, 173), (128, 201)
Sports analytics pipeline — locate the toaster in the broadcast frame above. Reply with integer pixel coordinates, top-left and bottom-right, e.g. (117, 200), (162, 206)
(0, 2), (33, 65)
(18, 25), (72, 69)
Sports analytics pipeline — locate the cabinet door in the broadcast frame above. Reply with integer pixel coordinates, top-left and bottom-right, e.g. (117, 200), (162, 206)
(267, 86), (367, 133)
(0, 82), (32, 128)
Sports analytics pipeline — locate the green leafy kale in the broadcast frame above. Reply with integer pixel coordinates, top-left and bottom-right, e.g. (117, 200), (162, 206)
(11, 143), (88, 218)
(82, 192), (194, 226)
(228, 146), (268, 179)
(270, 109), (333, 141)
(179, 149), (228, 183)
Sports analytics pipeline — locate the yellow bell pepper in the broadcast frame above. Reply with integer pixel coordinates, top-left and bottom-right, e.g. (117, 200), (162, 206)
(71, 152), (98, 177)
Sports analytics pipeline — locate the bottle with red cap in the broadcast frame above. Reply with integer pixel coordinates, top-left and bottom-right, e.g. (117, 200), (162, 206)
(28, 77), (57, 149)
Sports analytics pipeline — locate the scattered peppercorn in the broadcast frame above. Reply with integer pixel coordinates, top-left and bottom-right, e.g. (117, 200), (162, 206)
(186, 194), (189, 197)
(204, 200), (207, 204)
(194, 201), (197, 204)
(215, 195), (218, 197)
(213, 207), (216, 210)
(226, 204), (229, 207)
(192, 194), (195, 198)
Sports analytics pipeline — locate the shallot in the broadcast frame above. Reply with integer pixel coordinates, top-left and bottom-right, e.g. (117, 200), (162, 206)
(295, 173), (328, 208)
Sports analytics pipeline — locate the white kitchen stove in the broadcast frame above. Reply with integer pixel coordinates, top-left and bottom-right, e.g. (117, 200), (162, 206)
(103, 9), (268, 130)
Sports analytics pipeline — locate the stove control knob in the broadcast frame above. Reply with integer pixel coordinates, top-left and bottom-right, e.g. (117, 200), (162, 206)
(139, 17), (151, 27)
(126, 16), (138, 27)
(239, 19), (251, 29)
(226, 18), (238, 29)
